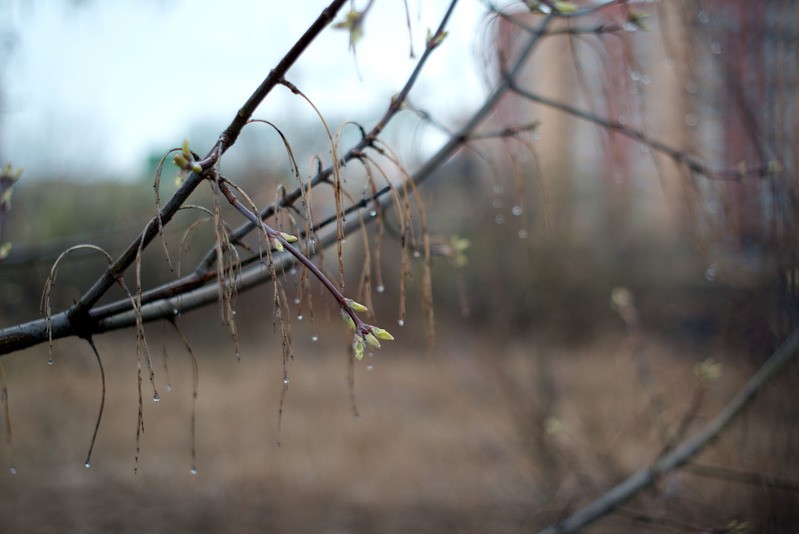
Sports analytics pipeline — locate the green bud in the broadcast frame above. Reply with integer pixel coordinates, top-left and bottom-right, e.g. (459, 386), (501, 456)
(371, 326), (394, 341)
(280, 232), (298, 243)
(191, 163), (203, 173)
(271, 237), (284, 252)
(0, 242), (11, 260)
(553, 1), (578, 13)
(174, 153), (188, 169)
(182, 139), (191, 157)
(345, 298), (368, 313)
(340, 309), (356, 331)
(364, 333), (381, 349)
(352, 336), (365, 360)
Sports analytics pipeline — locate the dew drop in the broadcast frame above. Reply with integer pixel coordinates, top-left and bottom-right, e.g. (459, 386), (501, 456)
(376, 285), (385, 293)
(684, 113), (699, 127)
(685, 80), (698, 94)
(190, 466), (198, 475)
(311, 335), (319, 342)
(293, 297), (301, 305)
(491, 198), (503, 209)
(153, 393), (161, 403)
(511, 206), (523, 216)
(341, 239), (347, 245)
(48, 359), (54, 366)
(495, 215), (505, 225)
(297, 314), (303, 321)
(283, 378), (290, 385)
(172, 308), (180, 316)
(84, 462), (92, 469)
(369, 210), (378, 217)
(165, 384), (173, 393)
(9, 467), (16, 475)
(367, 364), (374, 371)
(641, 74), (652, 85)
(704, 264), (717, 282)
(231, 310), (237, 316)
(622, 21), (637, 32)
(289, 268), (297, 275)
(710, 42), (722, 55)
(398, 319), (405, 327)
(629, 70), (642, 82)
(518, 229), (529, 239)
(697, 10), (710, 24)
(492, 184), (504, 194)
(413, 250), (421, 258)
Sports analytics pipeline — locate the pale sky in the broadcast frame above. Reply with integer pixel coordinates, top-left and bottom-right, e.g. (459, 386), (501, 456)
(0, 0), (491, 180)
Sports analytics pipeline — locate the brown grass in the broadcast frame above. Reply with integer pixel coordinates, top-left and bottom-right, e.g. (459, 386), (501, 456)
(0, 327), (797, 533)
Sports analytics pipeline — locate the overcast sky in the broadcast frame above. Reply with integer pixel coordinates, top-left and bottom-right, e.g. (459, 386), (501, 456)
(0, 0), (492, 180)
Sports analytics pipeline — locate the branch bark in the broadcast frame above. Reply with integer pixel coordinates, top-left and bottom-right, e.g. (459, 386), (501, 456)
(540, 328), (799, 534)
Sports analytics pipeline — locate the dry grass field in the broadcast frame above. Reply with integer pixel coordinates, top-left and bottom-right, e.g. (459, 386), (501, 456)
(0, 322), (797, 533)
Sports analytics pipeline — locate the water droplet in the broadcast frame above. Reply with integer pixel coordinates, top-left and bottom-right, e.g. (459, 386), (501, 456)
(283, 378), (290, 385)
(398, 319), (405, 327)
(629, 70), (642, 82)
(622, 21), (638, 32)
(172, 308), (180, 316)
(684, 113), (699, 127)
(165, 384), (173, 392)
(707, 200), (720, 214)
(491, 198), (503, 209)
(369, 210), (378, 217)
(48, 359), (54, 366)
(190, 466), (198, 475)
(518, 229), (529, 239)
(311, 335), (319, 342)
(341, 239), (347, 245)
(235, 351), (241, 359)
(153, 393), (161, 403)
(289, 268), (297, 275)
(376, 285), (385, 293)
(84, 462), (91, 469)
(685, 80), (698, 94)
(413, 250), (421, 258)
(492, 184), (504, 194)
(704, 264), (717, 282)
(614, 172), (624, 184)
(641, 74), (652, 85)
(9, 467), (16, 475)
(293, 297), (301, 305)
(618, 114), (628, 125)
(710, 42), (722, 55)
(511, 206), (523, 216)
(495, 215), (505, 225)
(697, 10), (709, 24)
(231, 310), (237, 316)
(297, 314), (303, 321)
(367, 364), (374, 371)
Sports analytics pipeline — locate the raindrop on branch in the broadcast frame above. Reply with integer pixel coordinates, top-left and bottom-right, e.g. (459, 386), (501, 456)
(518, 229), (529, 240)
(398, 319), (405, 327)
(704, 264), (718, 282)
(698, 11), (710, 24)
(283, 378), (290, 385)
(376, 285), (385, 293)
(9, 467), (16, 475)
(297, 314), (303, 321)
(190, 466), (198, 475)
(311, 335), (319, 342)
(153, 393), (161, 403)
(511, 206), (523, 217)
(84, 462), (92, 469)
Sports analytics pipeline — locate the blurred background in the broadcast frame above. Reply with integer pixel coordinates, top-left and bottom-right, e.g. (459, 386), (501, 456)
(0, 1), (798, 532)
